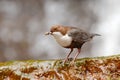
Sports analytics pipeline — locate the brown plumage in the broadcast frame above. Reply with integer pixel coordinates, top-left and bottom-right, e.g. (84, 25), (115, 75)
(45, 25), (100, 63)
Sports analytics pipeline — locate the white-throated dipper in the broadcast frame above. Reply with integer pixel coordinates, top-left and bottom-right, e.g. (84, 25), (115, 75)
(45, 25), (100, 63)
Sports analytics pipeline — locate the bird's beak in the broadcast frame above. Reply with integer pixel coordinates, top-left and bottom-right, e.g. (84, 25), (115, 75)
(45, 32), (52, 35)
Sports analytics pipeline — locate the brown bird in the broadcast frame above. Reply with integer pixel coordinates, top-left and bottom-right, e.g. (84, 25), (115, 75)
(45, 25), (100, 63)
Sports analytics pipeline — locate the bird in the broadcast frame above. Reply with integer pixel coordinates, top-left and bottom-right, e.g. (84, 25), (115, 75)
(45, 25), (100, 63)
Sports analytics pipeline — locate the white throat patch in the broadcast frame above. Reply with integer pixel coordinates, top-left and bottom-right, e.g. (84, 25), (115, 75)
(52, 32), (72, 47)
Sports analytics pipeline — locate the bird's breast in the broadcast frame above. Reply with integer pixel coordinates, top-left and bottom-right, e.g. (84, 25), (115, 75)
(54, 34), (72, 47)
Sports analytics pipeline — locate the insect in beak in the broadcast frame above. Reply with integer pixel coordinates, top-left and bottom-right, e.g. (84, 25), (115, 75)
(45, 32), (52, 35)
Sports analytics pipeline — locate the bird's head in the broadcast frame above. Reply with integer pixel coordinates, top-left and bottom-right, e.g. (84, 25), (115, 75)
(45, 25), (69, 36)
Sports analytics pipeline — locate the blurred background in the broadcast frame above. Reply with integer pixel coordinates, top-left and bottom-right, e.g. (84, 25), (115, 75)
(0, 0), (120, 61)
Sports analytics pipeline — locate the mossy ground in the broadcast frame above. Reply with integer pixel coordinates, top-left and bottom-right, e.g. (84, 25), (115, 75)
(0, 54), (120, 80)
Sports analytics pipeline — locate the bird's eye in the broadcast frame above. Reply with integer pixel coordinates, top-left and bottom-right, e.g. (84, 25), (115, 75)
(54, 28), (58, 31)
(54, 28), (57, 30)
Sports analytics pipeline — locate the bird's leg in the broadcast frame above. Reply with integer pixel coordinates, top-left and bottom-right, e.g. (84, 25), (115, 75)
(63, 48), (73, 64)
(72, 48), (81, 62)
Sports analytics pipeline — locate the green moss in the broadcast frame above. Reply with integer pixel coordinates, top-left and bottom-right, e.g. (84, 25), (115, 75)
(0, 60), (47, 67)
(0, 61), (15, 66)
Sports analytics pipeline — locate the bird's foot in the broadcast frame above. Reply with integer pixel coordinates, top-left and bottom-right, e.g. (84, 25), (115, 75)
(62, 57), (73, 66)
(68, 57), (73, 62)
(70, 61), (74, 65)
(69, 59), (76, 66)
(63, 57), (73, 64)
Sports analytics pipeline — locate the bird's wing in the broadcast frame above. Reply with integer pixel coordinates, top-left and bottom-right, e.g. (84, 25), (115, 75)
(68, 28), (91, 43)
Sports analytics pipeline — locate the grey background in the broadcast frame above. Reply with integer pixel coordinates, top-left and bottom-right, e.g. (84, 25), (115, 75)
(0, 0), (120, 61)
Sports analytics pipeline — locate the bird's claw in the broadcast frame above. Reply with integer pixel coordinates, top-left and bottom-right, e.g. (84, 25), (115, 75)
(62, 58), (75, 66)
(68, 58), (73, 61)
(63, 57), (73, 64)
(69, 60), (75, 66)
